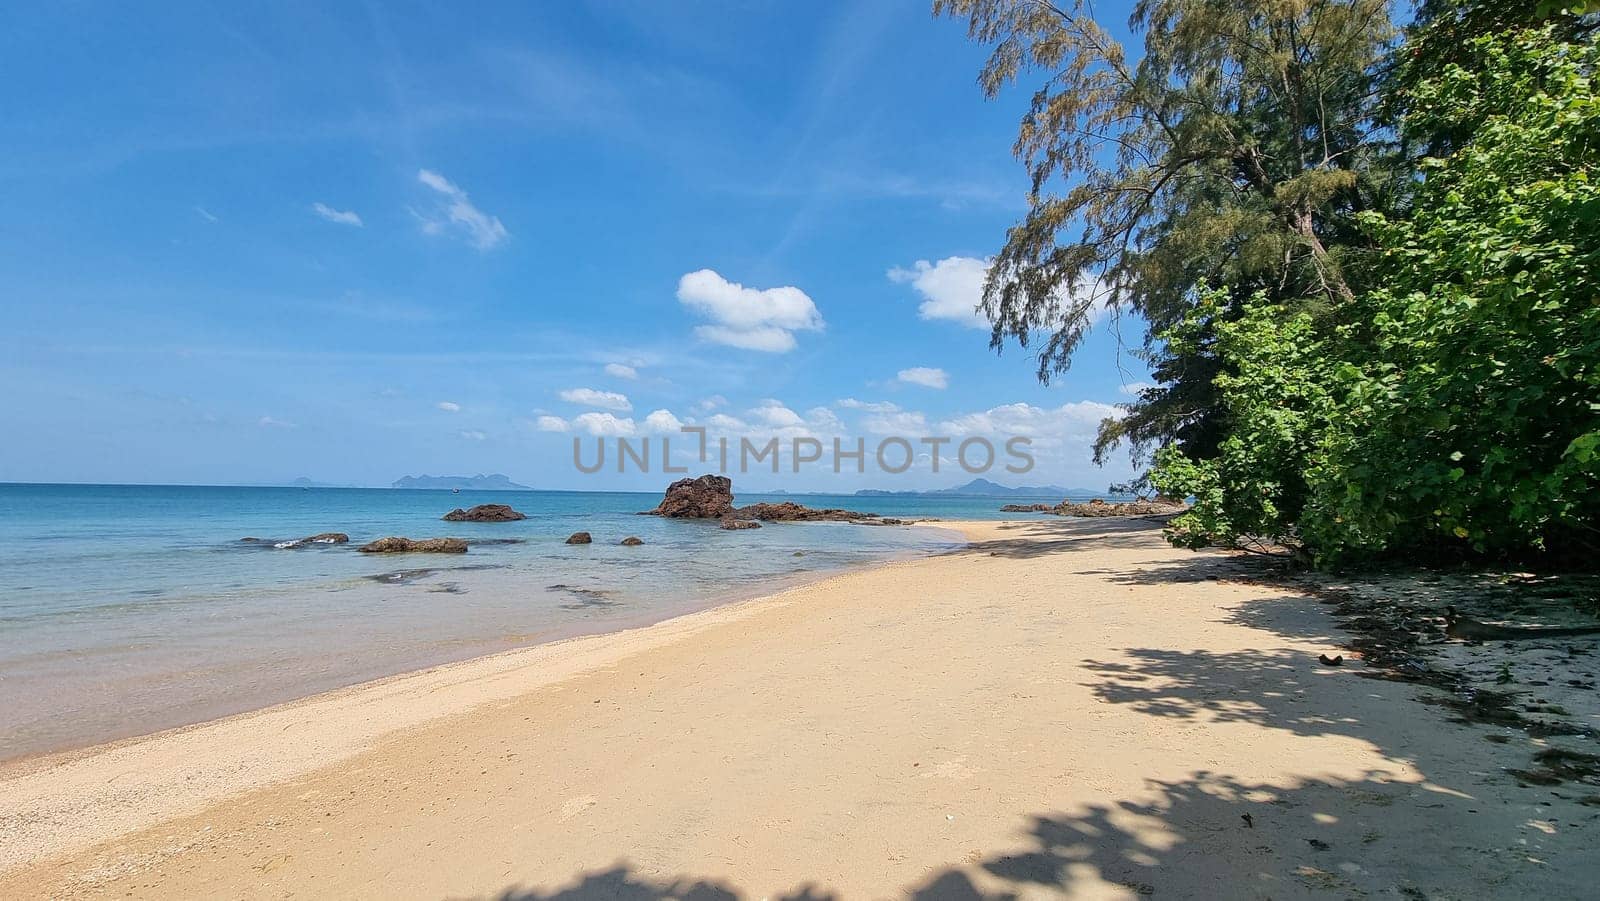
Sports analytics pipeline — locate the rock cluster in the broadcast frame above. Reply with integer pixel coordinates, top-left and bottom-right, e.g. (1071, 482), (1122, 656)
(719, 517), (762, 530)
(358, 536), (468, 554)
(1000, 498), (1188, 517)
(442, 504), (527, 522)
(643, 475), (735, 518)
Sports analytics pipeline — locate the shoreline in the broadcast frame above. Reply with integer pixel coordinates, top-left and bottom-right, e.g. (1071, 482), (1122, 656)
(0, 526), (969, 872)
(0, 519), (966, 766)
(4, 517), (1591, 898)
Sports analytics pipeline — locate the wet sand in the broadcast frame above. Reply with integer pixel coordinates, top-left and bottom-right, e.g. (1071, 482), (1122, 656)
(1, 518), (1592, 898)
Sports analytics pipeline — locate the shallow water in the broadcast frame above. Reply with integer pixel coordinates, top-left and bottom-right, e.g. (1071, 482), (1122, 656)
(0, 484), (1069, 760)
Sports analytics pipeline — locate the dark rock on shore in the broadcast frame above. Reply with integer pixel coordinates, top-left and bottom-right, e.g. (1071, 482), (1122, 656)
(442, 503), (527, 522)
(565, 531), (592, 544)
(720, 517), (762, 530)
(643, 475), (735, 518)
(999, 498), (1188, 517)
(620, 536), (644, 546)
(358, 536), (468, 554)
(1055, 498), (1187, 517)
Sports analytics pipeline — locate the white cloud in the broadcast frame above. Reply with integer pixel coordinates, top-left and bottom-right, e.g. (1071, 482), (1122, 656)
(573, 412), (635, 436)
(194, 206), (219, 223)
(939, 400), (1117, 447)
(311, 202), (363, 227)
(706, 413), (748, 432)
(1119, 381), (1157, 396)
(837, 398), (900, 413)
(694, 395), (727, 413)
(258, 415), (296, 429)
(415, 169), (509, 250)
(604, 363), (638, 379)
(535, 415), (569, 432)
(559, 388), (632, 411)
(750, 399), (806, 429)
(459, 429), (487, 441)
(888, 256), (989, 329)
(863, 410), (929, 435)
(437, 401), (461, 412)
(897, 367), (949, 389)
(890, 256), (1111, 332)
(642, 409), (684, 432)
(677, 269), (824, 353)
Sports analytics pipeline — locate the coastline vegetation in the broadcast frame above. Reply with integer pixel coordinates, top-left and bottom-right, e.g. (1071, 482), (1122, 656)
(940, 0), (1599, 565)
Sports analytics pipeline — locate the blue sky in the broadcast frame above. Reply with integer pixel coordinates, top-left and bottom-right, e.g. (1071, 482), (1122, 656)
(0, 1), (1149, 492)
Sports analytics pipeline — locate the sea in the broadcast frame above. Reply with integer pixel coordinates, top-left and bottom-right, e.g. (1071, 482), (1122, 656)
(0, 482), (1079, 762)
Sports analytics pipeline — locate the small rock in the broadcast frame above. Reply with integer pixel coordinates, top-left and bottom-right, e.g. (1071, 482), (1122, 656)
(720, 517), (762, 530)
(442, 504), (527, 522)
(565, 532), (592, 544)
(620, 536), (644, 546)
(358, 536), (468, 554)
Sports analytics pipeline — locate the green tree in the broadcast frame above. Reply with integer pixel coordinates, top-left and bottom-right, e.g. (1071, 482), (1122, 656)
(936, 0), (1399, 473)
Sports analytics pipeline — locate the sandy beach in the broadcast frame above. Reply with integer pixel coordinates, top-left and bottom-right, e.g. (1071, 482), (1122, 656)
(1, 518), (1591, 899)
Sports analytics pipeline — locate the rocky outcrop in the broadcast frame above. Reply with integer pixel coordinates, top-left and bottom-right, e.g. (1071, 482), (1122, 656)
(719, 517), (762, 530)
(565, 532), (592, 545)
(620, 536), (644, 546)
(1054, 499), (1187, 517)
(358, 536), (468, 554)
(643, 475), (735, 518)
(732, 501), (905, 524)
(998, 503), (1055, 513)
(442, 504), (527, 522)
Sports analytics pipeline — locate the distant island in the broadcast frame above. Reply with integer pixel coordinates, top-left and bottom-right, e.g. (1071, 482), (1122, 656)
(855, 478), (1102, 498)
(391, 473), (531, 491)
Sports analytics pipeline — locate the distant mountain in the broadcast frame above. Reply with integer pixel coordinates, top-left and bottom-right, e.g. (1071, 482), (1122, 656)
(855, 478), (1093, 498)
(391, 473), (531, 491)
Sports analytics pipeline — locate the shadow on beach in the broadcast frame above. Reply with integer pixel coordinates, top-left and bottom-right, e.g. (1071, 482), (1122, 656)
(476, 519), (1590, 900)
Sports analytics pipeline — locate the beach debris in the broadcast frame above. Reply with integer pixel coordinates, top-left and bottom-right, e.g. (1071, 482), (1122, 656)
(358, 536), (468, 554)
(720, 517), (762, 530)
(1307, 838), (1331, 851)
(1319, 654), (1345, 666)
(442, 503), (527, 522)
(620, 536), (644, 546)
(643, 474), (735, 518)
(1241, 813), (1254, 828)
(565, 531), (592, 544)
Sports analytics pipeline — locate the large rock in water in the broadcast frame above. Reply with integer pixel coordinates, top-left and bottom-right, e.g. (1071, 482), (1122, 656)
(644, 475), (735, 518)
(359, 536), (468, 554)
(565, 531), (592, 544)
(442, 503), (527, 522)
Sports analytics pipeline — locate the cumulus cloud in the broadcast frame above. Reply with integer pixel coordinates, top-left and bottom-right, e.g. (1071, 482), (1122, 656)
(897, 367), (949, 389)
(890, 255), (1111, 331)
(535, 415), (569, 432)
(939, 400), (1118, 448)
(888, 256), (989, 329)
(559, 388), (631, 411)
(863, 410), (929, 435)
(604, 363), (638, 379)
(642, 409), (684, 432)
(311, 202), (363, 227)
(677, 269), (824, 353)
(437, 401), (461, 412)
(694, 395), (727, 413)
(837, 398), (900, 413)
(572, 412), (635, 436)
(415, 169), (509, 250)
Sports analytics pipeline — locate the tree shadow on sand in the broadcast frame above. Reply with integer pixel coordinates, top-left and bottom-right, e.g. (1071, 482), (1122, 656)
(481, 520), (1591, 900)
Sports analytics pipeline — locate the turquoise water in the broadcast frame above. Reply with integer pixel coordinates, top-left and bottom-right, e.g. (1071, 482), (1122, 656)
(0, 483), (1059, 761)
